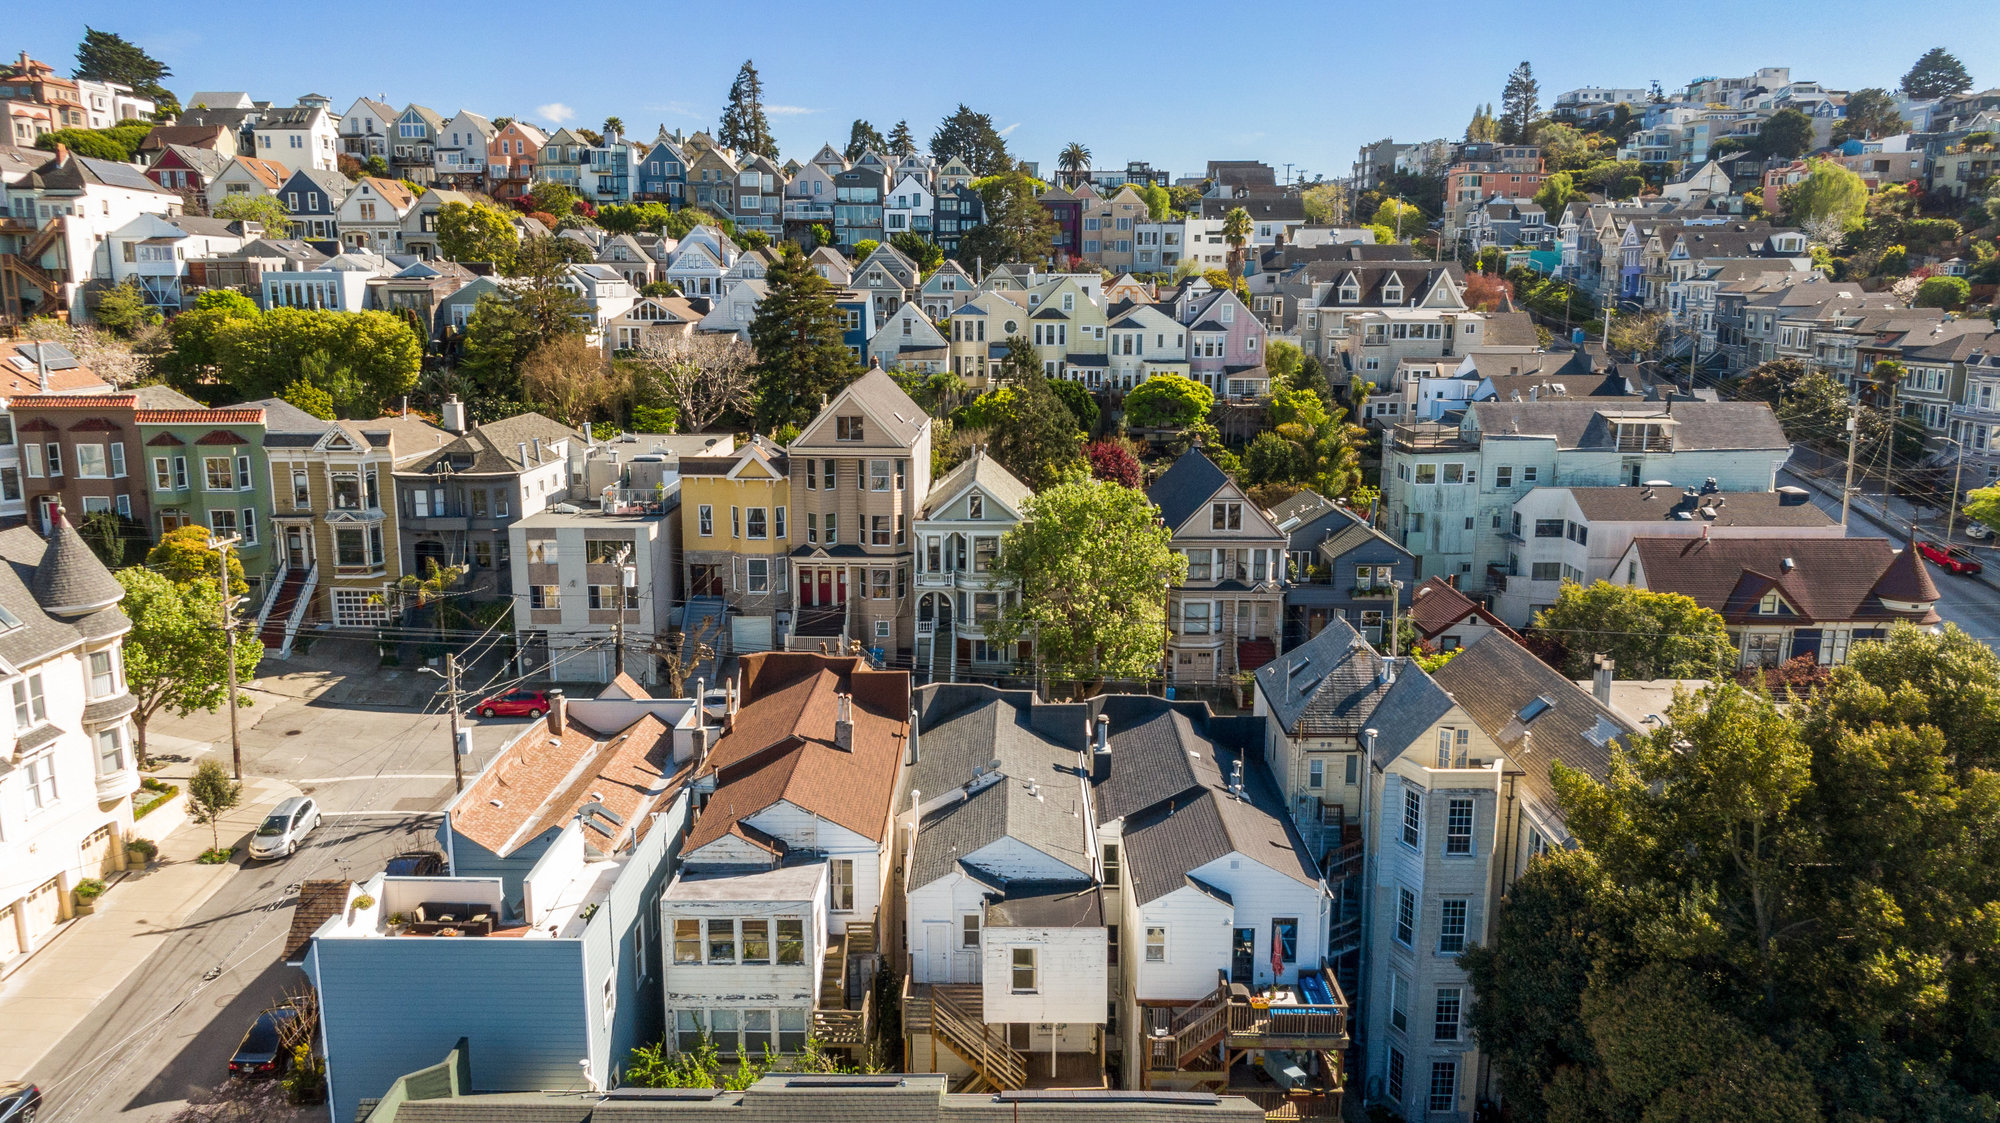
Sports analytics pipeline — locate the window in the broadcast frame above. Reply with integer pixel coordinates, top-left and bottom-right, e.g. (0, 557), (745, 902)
(1308, 758), (1324, 789)
(1389, 972), (1410, 1031)
(1346, 754), (1359, 785)
(1530, 562), (1563, 582)
(1439, 898), (1468, 953)
(822, 459), (835, 490)
(871, 516), (890, 547)
(22, 443), (40, 477)
(830, 859), (855, 911)
(1434, 987), (1462, 1041)
(1102, 842), (1120, 886)
(1402, 788), (1422, 846)
(1415, 464), (1437, 485)
(673, 919), (701, 964)
(24, 749), (57, 810)
(1211, 502), (1242, 530)
(802, 458), (816, 489)
(747, 507), (768, 539)
(1145, 926), (1166, 962)
(1272, 918), (1298, 964)
(73, 443), (107, 478)
(89, 650), (119, 697)
(1523, 466), (1537, 483)
(235, 455), (250, 488)
(962, 913), (981, 949)
(836, 415), (865, 441)
(1495, 465), (1513, 488)
(870, 460), (891, 490)
(1181, 602), (1211, 635)
(741, 918), (771, 965)
(1011, 947), (1038, 992)
(968, 493), (983, 519)
(776, 918), (805, 964)
(1387, 1046), (1405, 1104)
(1429, 1060), (1458, 1113)
(824, 513), (837, 545)
(209, 508), (237, 539)
(14, 673), (47, 727)
(1395, 887), (1416, 947)
(241, 509), (257, 545)
(730, 507), (740, 538)
(1107, 924), (1119, 967)
(292, 469), (309, 507)
(1446, 798), (1473, 855)
(1186, 550), (1212, 580)
(676, 1009), (707, 1053)
(530, 585), (557, 610)
(774, 507), (785, 539)
(1534, 518), (1564, 538)
(109, 443), (128, 476)
(698, 504), (713, 535)
(707, 918), (736, 964)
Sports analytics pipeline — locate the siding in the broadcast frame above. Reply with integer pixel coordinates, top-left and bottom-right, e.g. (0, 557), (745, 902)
(981, 924), (1107, 1025)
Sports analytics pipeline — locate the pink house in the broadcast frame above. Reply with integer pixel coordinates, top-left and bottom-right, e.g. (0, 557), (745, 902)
(1171, 279), (1270, 400)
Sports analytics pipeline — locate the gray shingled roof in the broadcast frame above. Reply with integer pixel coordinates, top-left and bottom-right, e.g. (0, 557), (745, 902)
(1430, 634), (1635, 812)
(1363, 664), (1457, 769)
(1146, 448), (1230, 534)
(1254, 615), (1392, 738)
(31, 512), (126, 617)
(406, 413), (581, 476)
(920, 449), (1034, 519)
(0, 525), (128, 669)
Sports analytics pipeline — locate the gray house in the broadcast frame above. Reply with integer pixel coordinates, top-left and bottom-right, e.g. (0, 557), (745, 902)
(1273, 491), (1417, 648)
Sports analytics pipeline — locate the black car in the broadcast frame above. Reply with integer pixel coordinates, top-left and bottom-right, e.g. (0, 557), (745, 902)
(384, 850), (446, 877)
(228, 1006), (300, 1078)
(0, 1082), (40, 1123)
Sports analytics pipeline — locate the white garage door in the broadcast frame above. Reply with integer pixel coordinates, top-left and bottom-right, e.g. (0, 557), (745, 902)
(81, 823), (117, 877)
(732, 615), (774, 654)
(24, 878), (62, 940)
(0, 903), (20, 965)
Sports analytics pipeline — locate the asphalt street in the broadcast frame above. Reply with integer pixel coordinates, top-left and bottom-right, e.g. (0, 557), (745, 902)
(25, 643), (537, 1122)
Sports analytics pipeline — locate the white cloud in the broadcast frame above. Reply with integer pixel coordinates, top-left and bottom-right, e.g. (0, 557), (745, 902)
(537, 102), (576, 125)
(644, 101), (701, 119)
(998, 122), (1022, 137)
(764, 105), (821, 117)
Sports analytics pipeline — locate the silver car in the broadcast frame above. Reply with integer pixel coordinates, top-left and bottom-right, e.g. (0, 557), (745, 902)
(248, 796), (321, 860)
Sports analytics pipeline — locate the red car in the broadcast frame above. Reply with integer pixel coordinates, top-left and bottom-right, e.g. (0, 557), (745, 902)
(474, 690), (549, 718)
(1917, 539), (1983, 576)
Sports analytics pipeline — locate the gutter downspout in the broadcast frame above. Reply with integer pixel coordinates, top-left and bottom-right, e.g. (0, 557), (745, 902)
(1357, 728), (1378, 1057)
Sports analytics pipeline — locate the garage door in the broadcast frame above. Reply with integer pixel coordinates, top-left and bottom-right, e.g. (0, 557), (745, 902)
(732, 615), (774, 654)
(0, 903), (20, 965)
(24, 878), (61, 940)
(81, 824), (116, 877)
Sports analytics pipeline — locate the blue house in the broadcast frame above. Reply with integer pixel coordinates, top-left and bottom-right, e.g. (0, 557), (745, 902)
(636, 136), (688, 205)
(834, 292), (878, 362)
(274, 167), (349, 243)
(305, 684), (697, 1123)
(1273, 490), (1417, 648)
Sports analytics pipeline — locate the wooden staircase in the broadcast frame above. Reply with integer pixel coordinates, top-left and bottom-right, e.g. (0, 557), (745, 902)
(259, 568), (312, 650)
(1148, 974), (1231, 1074)
(1, 217), (66, 321)
(924, 984), (1026, 1092)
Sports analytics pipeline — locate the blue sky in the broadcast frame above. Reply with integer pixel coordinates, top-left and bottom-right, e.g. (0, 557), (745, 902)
(16, 2), (1998, 181)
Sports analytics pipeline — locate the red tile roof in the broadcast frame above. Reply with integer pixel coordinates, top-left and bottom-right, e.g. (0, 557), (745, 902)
(136, 408), (266, 425)
(9, 393), (137, 409)
(454, 711), (682, 857)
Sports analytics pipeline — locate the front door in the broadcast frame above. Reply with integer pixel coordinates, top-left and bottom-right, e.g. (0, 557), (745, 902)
(817, 569), (833, 605)
(1232, 927), (1256, 985)
(286, 527), (310, 569)
(925, 922), (952, 985)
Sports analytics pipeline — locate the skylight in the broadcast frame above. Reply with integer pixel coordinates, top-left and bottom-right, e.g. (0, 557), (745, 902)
(1516, 696), (1554, 724)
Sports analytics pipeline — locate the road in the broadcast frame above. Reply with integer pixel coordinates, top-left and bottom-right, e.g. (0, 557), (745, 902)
(1778, 463), (2000, 647)
(25, 643), (529, 1122)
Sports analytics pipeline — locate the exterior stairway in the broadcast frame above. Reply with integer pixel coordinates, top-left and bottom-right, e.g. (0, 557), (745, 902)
(1149, 975), (1231, 1074)
(924, 984), (1026, 1092)
(259, 568), (312, 650)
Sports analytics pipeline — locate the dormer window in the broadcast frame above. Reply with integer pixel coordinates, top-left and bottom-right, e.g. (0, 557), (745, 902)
(1382, 280), (1404, 304)
(968, 494), (984, 520)
(1338, 282), (1359, 304)
(1759, 592), (1782, 615)
(835, 416), (865, 442)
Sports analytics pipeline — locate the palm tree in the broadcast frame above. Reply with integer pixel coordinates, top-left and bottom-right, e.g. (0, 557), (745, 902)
(1057, 142), (1091, 187)
(602, 116), (626, 140)
(1221, 206), (1252, 277)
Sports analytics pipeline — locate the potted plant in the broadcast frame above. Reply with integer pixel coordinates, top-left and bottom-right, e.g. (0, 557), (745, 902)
(349, 893), (376, 919)
(73, 878), (107, 916)
(386, 912), (409, 935)
(126, 837), (158, 867)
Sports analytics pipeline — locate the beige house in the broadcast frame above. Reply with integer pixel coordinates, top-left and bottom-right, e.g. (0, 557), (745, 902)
(787, 366), (933, 658)
(1147, 449), (1287, 686)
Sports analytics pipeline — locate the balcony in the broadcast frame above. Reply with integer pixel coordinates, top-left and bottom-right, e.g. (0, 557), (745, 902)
(1388, 422), (1477, 454)
(783, 201), (834, 222)
(1612, 435), (1676, 453)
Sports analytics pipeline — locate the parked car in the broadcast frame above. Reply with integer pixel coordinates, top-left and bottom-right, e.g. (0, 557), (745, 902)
(1917, 538), (1983, 575)
(1966, 520), (1992, 541)
(384, 850), (446, 877)
(474, 689), (548, 719)
(227, 1005), (300, 1078)
(0, 1081), (40, 1123)
(248, 796), (321, 861)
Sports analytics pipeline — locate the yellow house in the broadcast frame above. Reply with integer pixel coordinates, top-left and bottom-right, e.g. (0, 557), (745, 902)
(677, 436), (791, 654)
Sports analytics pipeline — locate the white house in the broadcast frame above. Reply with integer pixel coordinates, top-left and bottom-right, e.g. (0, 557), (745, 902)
(885, 173), (936, 240)
(202, 155), (288, 215)
(334, 177), (418, 252)
(8, 151), (180, 321)
(911, 451), (1033, 683)
(0, 514), (140, 972)
(336, 96), (395, 161)
(250, 104), (339, 174)
(107, 213), (257, 310)
(432, 110), (495, 184)
(563, 264), (638, 342)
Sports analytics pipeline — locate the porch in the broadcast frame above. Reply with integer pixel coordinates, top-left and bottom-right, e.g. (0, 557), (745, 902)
(1142, 968), (1347, 1119)
(902, 979), (1108, 1094)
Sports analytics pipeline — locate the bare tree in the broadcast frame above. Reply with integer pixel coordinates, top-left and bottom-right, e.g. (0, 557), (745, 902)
(521, 335), (614, 430)
(627, 332), (756, 433)
(648, 620), (717, 699)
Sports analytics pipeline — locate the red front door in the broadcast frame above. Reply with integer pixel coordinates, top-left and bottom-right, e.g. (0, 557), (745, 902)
(817, 569), (833, 605)
(798, 569), (811, 607)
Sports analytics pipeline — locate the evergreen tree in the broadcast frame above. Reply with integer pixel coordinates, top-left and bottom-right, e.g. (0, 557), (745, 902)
(73, 27), (177, 114)
(844, 119), (886, 162)
(1466, 103), (1498, 143)
(956, 172), (1057, 267)
(929, 105), (1012, 177)
(1900, 47), (1972, 99)
(1499, 61), (1540, 143)
(965, 339), (1084, 491)
(717, 59), (777, 158)
(749, 244), (860, 430)
(888, 120), (915, 159)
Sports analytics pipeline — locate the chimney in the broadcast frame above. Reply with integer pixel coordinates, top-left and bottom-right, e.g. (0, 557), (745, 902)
(548, 689), (567, 734)
(1093, 714), (1110, 754)
(834, 693), (854, 752)
(1230, 758), (1245, 799)
(518, 441), (530, 468)
(55, 142), (69, 165)
(1381, 657), (1398, 686)
(440, 396), (468, 434)
(401, 395), (409, 419)
(1592, 656), (1615, 706)
(34, 339), (50, 393)
(693, 677), (706, 730)
(532, 436), (543, 463)
(906, 705), (919, 766)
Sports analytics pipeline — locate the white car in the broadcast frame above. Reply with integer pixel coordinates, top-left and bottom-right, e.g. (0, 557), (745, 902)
(1965, 521), (1992, 541)
(248, 796), (321, 860)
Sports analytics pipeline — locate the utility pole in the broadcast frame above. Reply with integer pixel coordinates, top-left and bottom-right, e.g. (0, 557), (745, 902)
(445, 652), (465, 793)
(214, 535), (243, 780)
(1840, 402), (1861, 528)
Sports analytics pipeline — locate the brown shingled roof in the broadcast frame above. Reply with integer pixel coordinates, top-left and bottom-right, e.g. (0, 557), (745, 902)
(285, 880), (351, 963)
(1632, 536), (1938, 626)
(1408, 576), (1523, 643)
(1871, 537), (1941, 605)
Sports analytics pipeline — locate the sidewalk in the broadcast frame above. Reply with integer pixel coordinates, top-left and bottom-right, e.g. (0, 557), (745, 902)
(0, 759), (303, 1077)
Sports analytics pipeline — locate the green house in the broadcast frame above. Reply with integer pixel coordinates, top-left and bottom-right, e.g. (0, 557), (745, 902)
(136, 403), (276, 596)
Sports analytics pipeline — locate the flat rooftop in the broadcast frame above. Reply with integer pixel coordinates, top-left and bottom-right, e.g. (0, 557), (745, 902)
(665, 864), (827, 903)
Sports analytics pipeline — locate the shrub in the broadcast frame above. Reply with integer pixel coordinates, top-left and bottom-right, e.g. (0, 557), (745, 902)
(351, 894), (376, 910)
(126, 837), (159, 861)
(74, 878), (107, 902)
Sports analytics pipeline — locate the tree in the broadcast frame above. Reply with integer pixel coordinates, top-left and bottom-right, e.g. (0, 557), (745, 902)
(279, 378), (336, 421)
(717, 60), (777, 157)
(1774, 368), (1848, 444)
(159, 289), (259, 392)
(749, 244), (860, 430)
(1528, 120), (1591, 170)
(1607, 310), (1671, 357)
(987, 480), (1185, 693)
(601, 116), (624, 139)
(1500, 62), (1540, 144)
(212, 192), (293, 237)
(1900, 48), (1972, 100)
(1965, 484), (2000, 538)
(186, 758), (243, 855)
(627, 333), (756, 433)
(887, 120), (915, 159)
(889, 232), (943, 273)
(92, 278), (159, 338)
(73, 27), (177, 114)
(1532, 171), (1584, 215)
(1757, 108), (1816, 161)
(526, 180), (579, 221)
(1463, 270), (1513, 312)
(213, 308), (421, 416)
(1914, 275), (1970, 309)
(35, 127), (134, 161)
(1531, 580), (1736, 679)
(1046, 377), (1100, 435)
(1221, 207), (1252, 276)
(1300, 182), (1345, 225)
(436, 201), (518, 270)
(929, 105), (1011, 177)
(1466, 103), (1499, 144)
(1057, 142), (1091, 187)
(844, 119), (886, 161)
(956, 172), (1057, 266)
(1780, 159), (1868, 231)
(1141, 183), (1173, 221)
(959, 339), (1083, 491)
(1834, 88), (1906, 143)
(1085, 440), (1141, 487)
(521, 336), (610, 429)
(147, 525), (247, 597)
(1123, 373), (1213, 430)
(118, 569), (259, 768)
(1371, 198), (1423, 241)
